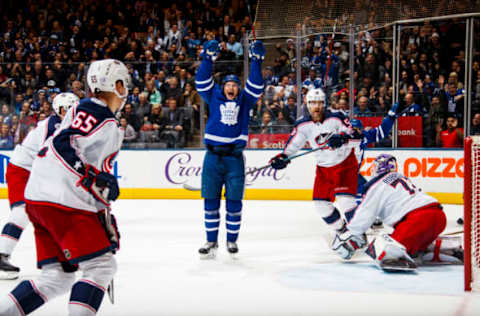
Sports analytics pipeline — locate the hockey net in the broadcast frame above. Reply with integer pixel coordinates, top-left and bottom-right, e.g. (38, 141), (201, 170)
(465, 136), (480, 291)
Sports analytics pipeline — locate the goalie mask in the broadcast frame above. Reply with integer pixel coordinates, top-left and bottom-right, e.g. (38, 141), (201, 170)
(87, 59), (131, 109)
(52, 92), (80, 117)
(305, 88), (325, 115)
(373, 154), (397, 177)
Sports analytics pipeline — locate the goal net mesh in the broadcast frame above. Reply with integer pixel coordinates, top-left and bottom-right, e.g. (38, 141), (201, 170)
(468, 136), (480, 291)
(254, 0), (480, 38)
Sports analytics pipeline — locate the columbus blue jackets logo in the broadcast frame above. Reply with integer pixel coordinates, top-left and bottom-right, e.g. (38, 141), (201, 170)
(220, 102), (240, 126)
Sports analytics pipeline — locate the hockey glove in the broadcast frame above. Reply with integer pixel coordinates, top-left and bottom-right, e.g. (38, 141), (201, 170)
(332, 230), (367, 260)
(328, 133), (350, 149)
(387, 102), (399, 118)
(78, 164), (120, 205)
(249, 40), (265, 62)
(269, 153), (290, 170)
(201, 40), (220, 62)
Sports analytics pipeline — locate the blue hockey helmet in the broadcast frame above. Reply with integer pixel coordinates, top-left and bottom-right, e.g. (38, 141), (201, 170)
(222, 74), (241, 86)
(350, 118), (363, 130)
(373, 154), (397, 176)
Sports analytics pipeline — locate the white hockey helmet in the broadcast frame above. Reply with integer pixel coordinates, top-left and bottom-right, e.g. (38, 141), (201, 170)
(52, 92), (80, 116)
(306, 88), (325, 113)
(87, 59), (131, 100)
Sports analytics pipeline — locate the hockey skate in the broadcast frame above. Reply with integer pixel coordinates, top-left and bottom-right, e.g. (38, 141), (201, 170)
(0, 254), (20, 280)
(198, 242), (218, 259)
(379, 258), (417, 272)
(226, 242), (238, 258)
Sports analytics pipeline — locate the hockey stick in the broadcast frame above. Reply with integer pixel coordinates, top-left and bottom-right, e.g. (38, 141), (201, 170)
(246, 0), (257, 41)
(182, 144), (330, 191)
(102, 188), (115, 305)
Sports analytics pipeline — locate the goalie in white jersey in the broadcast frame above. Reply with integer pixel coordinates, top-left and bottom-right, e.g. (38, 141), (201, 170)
(0, 92), (79, 279)
(0, 59), (129, 316)
(269, 88), (360, 232)
(332, 154), (462, 271)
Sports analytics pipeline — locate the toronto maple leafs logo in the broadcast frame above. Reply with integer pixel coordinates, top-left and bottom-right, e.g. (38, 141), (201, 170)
(220, 101), (240, 126)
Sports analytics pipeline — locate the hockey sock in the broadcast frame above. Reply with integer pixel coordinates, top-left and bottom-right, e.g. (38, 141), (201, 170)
(314, 200), (344, 231)
(7, 280), (46, 315)
(0, 204), (30, 255)
(226, 200), (242, 242)
(69, 280), (105, 315)
(204, 199), (220, 242)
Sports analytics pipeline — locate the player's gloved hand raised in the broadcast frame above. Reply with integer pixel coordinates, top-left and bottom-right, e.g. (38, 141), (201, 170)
(331, 230), (367, 260)
(249, 40), (265, 62)
(328, 133), (350, 149)
(201, 40), (220, 62)
(388, 102), (399, 118)
(269, 153), (290, 170)
(78, 164), (120, 205)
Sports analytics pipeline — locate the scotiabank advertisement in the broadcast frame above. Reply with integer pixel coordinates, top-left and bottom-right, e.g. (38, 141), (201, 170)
(0, 149), (463, 194)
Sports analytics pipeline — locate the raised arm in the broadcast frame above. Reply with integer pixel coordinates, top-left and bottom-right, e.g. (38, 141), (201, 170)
(195, 40), (220, 104)
(243, 41), (265, 106)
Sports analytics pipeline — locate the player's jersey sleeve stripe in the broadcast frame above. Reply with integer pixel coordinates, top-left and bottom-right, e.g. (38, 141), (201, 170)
(244, 86), (262, 98)
(196, 81), (214, 92)
(246, 79), (264, 90)
(195, 77), (213, 85)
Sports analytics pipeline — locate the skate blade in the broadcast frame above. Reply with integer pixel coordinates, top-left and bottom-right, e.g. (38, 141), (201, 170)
(381, 266), (416, 273)
(199, 249), (217, 260)
(0, 271), (19, 280)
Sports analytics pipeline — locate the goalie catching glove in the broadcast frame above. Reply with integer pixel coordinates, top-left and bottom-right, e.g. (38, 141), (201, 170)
(77, 164), (120, 205)
(332, 230), (367, 260)
(269, 153), (290, 170)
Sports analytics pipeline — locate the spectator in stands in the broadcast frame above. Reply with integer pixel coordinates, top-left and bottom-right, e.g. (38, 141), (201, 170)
(160, 97), (184, 148)
(180, 82), (201, 129)
(145, 81), (162, 106)
(354, 96), (373, 117)
(164, 77), (182, 103)
(122, 103), (141, 131)
(0, 123), (14, 149)
(436, 114), (464, 148)
(274, 111), (291, 134)
(423, 96), (446, 147)
(135, 93), (152, 122)
(120, 117), (137, 144)
(226, 34), (243, 59)
(472, 113), (480, 136)
(444, 83), (465, 119)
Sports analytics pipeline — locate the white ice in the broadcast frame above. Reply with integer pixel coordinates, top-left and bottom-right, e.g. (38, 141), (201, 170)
(0, 200), (479, 316)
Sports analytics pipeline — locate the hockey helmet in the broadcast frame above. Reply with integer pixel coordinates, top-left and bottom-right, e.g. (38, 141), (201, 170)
(306, 88), (325, 114)
(52, 92), (80, 117)
(87, 59), (131, 100)
(373, 154), (397, 177)
(350, 118), (363, 131)
(222, 74), (241, 86)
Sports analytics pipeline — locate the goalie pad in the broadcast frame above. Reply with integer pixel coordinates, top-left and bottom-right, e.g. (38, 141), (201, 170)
(332, 230), (367, 260)
(365, 234), (417, 271)
(416, 236), (463, 265)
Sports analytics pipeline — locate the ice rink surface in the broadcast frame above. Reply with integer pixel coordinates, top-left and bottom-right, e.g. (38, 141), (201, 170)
(0, 199), (479, 316)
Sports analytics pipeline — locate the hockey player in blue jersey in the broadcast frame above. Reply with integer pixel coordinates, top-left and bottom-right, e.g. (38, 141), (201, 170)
(195, 40), (265, 258)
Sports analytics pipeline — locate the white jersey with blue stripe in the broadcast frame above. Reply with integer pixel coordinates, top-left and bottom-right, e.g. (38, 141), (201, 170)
(283, 110), (354, 167)
(24, 98), (123, 213)
(346, 172), (438, 236)
(10, 115), (62, 171)
(195, 58), (264, 147)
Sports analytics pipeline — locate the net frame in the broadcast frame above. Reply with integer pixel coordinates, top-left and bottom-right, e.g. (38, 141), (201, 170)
(464, 136), (480, 292)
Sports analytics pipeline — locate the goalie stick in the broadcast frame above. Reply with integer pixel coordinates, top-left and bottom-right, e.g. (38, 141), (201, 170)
(183, 144), (330, 191)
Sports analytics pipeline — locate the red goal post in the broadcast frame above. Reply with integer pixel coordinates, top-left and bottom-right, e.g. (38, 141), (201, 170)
(464, 136), (480, 291)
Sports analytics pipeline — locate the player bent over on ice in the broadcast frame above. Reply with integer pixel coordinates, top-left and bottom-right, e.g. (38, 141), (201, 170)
(0, 92), (79, 280)
(269, 88), (360, 234)
(0, 59), (129, 315)
(195, 39), (264, 258)
(332, 154), (463, 271)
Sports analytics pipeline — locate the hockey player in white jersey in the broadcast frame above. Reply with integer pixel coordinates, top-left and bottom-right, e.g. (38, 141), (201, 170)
(332, 154), (462, 271)
(0, 92), (79, 280)
(0, 59), (129, 316)
(269, 88), (360, 232)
